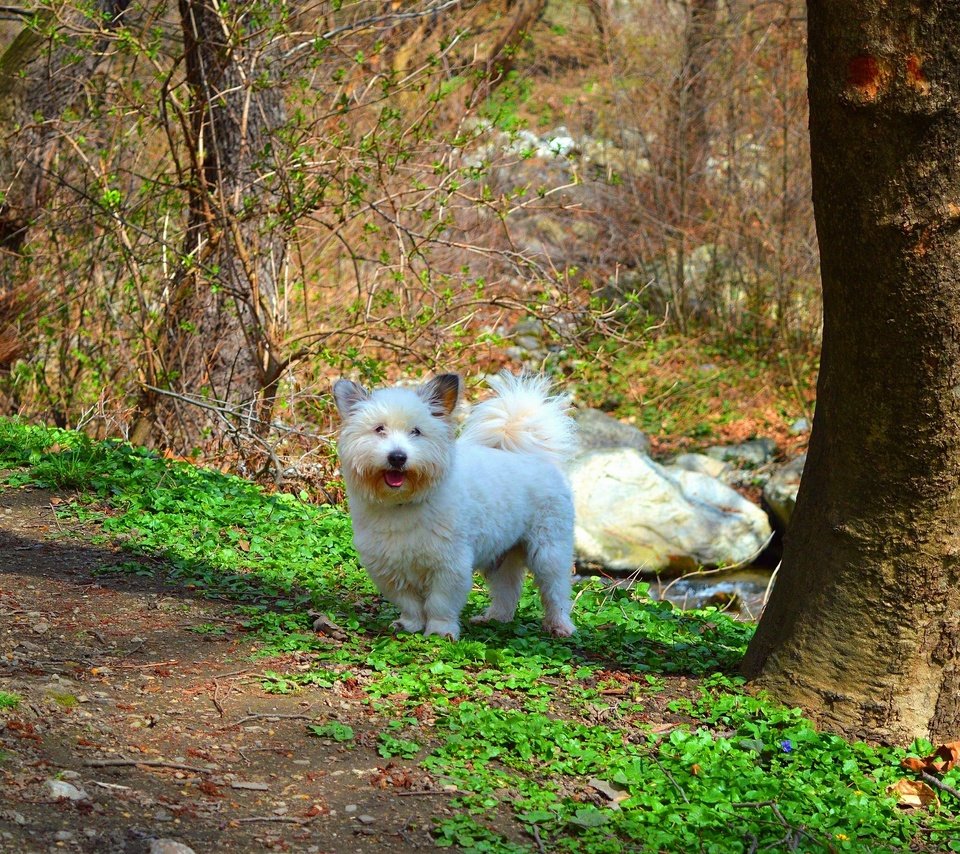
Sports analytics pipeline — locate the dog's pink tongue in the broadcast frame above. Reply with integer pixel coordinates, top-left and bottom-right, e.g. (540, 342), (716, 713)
(384, 471), (405, 488)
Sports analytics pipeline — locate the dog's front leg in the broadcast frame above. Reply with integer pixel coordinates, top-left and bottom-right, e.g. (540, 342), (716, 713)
(422, 562), (472, 641)
(372, 575), (426, 634)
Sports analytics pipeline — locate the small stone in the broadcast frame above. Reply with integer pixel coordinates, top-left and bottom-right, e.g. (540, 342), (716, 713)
(230, 781), (270, 791)
(149, 840), (196, 854)
(32, 622), (51, 634)
(0, 810), (26, 825)
(53, 831), (75, 842)
(357, 815), (375, 825)
(45, 780), (89, 802)
(344, 804), (357, 813)
(704, 438), (778, 467)
(59, 770), (81, 780)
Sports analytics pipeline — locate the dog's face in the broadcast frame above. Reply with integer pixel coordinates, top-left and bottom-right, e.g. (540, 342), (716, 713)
(333, 374), (461, 505)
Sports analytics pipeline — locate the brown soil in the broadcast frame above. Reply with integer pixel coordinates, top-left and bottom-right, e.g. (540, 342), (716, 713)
(0, 487), (451, 853)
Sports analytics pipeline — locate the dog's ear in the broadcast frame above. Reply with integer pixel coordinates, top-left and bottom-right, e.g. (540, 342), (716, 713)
(419, 374), (461, 417)
(333, 379), (369, 418)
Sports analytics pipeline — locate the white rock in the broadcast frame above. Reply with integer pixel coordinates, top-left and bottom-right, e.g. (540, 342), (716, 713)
(150, 840), (196, 854)
(574, 408), (651, 455)
(44, 780), (89, 802)
(670, 453), (730, 480)
(570, 448), (772, 574)
(763, 454), (806, 528)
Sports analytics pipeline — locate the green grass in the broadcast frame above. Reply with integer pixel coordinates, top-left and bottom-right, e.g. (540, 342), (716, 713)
(0, 691), (22, 709)
(0, 417), (956, 852)
(568, 329), (818, 444)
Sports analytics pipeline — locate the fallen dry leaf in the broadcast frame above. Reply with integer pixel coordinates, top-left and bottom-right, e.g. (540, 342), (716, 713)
(888, 778), (939, 809)
(901, 739), (960, 775)
(932, 741), (960, 773)
(588, 777), (630, 808)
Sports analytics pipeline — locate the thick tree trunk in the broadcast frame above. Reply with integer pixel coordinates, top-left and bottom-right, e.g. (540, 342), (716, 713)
(139, 0), (288, 447)
(742, 2), (960, 745)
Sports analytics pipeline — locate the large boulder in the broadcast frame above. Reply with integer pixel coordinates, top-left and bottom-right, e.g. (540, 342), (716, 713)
(763, 453), (806, 529)
(573, 407), (651, 455)
(569, 448), (772, 575)
(670, 452), (730, 480)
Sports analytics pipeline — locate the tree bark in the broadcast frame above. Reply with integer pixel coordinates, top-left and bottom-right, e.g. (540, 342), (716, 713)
(0, 1), (129, 259)
(664, 0), (719, 330)
(742, 1), (960, 745)
(138, 0), (289, 447)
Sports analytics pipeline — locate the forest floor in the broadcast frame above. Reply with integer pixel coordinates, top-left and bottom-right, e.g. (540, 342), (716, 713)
(0, 485), (719, 854)
(1, 409), (955, 854)
(0, 486), (535, 854)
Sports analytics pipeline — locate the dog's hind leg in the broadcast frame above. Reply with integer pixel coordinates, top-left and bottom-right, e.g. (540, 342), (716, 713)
(471, 547), (526, 625)
(525, 538), (576, 637)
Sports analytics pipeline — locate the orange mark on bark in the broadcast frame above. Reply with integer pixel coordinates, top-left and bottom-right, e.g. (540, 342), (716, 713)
(847, 54), (890, 101)
(906, 54), (930, 94)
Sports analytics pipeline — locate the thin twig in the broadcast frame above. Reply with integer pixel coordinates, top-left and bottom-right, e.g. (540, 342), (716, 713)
(394, 790), (456, 797)
(530, 823), (546, 854)
(658, 530), (777, 602)
(114, 659), (179, 670)
(216, 712), (316, 730)
(652, 757), (689, 804)
(211, 668), (255, 680)
(140, 384), (332, 444)
(761, 561), (781, 614)
(235, 814), (319, 825)
(84, 757), (213, 774)
(90, 781), (132, 791)
(921, 770), (960, 801)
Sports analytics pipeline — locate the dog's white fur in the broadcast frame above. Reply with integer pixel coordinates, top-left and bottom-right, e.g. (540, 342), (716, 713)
(333, 371), (578, 640)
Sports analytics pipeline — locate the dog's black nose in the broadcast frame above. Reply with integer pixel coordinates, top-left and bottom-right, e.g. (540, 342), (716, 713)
(387, 450), (407, 469)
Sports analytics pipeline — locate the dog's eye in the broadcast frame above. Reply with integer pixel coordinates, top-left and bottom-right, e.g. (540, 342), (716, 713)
(410, 427), (422, 437)
(374, 425), (386, 436)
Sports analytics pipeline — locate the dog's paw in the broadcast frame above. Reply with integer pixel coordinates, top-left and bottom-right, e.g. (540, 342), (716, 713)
(391, 617), (425, 634)
(424, 619), (460, 641)
(469, 609), (513, 625)
(543, 616), (576, 637)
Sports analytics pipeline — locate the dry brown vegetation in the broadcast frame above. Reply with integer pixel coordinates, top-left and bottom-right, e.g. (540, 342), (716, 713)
(0, 0), (817, 478)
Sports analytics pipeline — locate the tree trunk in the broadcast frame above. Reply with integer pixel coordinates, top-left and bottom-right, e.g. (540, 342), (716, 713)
(665, 0), (718, 330)
(139, 0), (288, 448)
(0, 1), (129, 259)
(742, 2), (960, 745)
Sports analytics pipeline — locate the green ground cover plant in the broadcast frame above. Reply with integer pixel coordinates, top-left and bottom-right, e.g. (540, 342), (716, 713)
(0, 417), (956, 852)
(0, 691), (22, 709)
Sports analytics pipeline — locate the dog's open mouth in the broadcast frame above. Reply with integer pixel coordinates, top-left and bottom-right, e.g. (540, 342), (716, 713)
(383, 470), (405, 488)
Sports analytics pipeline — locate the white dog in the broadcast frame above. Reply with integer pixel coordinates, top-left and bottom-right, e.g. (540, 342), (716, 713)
(333, 371), (578, 640)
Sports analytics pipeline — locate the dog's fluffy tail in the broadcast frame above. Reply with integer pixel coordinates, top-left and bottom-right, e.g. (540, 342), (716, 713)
(458, 371), (578, 466)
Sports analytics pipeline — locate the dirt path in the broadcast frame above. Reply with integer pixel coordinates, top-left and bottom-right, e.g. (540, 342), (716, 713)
(0, 487), (448, 853)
